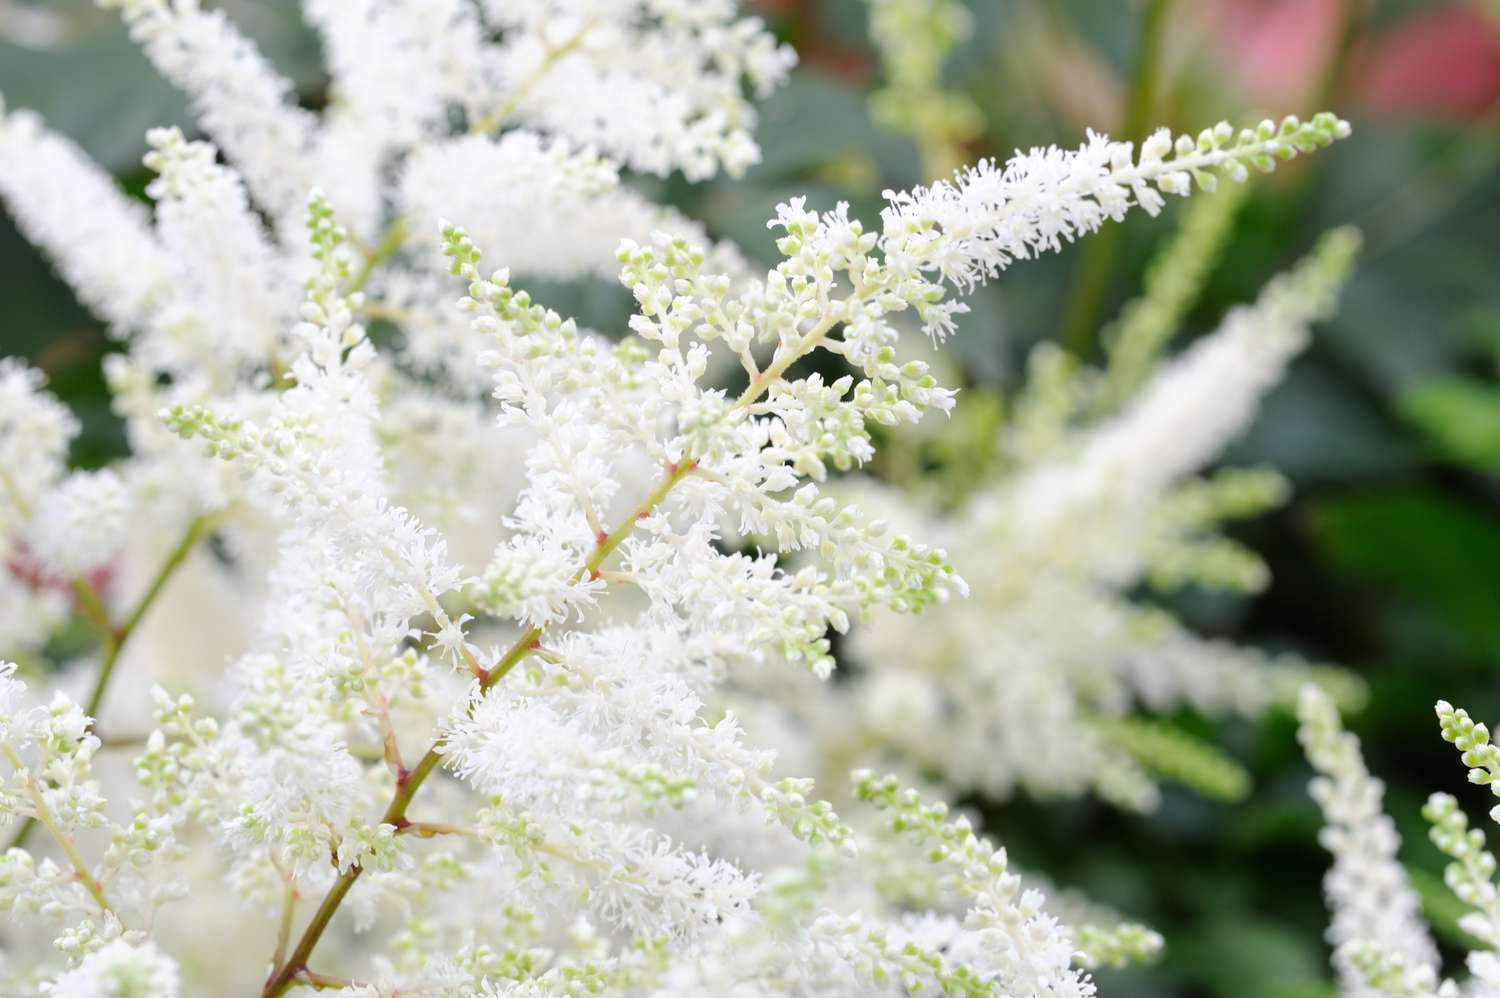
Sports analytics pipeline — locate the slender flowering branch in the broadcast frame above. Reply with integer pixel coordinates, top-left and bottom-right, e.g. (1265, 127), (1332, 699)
(347, 215), (406, 294)
(469, 18), (598, 137)
(91, 513), (219, 720)
(263, 459), (696, 997)
(6, 513), (216, 851)
(1, 745), (114, 916)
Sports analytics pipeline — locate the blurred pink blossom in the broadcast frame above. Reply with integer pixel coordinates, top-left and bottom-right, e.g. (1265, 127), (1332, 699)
(1355, 4), (1500, 119)
(1198, 0), (1346, 112)
(1200, 0), (1500, 119)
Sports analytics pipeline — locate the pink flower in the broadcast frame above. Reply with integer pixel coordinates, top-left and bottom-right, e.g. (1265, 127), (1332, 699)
(1355, 4), (1500, 119)
(1198, 0), (1346, 112)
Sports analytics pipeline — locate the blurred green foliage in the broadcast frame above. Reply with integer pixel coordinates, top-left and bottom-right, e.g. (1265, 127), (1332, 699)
(3, 0), (1500, 993)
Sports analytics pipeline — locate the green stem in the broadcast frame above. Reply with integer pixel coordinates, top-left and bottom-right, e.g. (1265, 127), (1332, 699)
(86, 514), (216, 719)
(1, 745), (114, 916)
(271, 864), (297, 972)
(71, 577), (114, 650)
(1058, 0), (1175, 358)
(469, 19), (596, 137)
(7, 514), (216, 851)
(299, 970), (362, 992)
(396, 821), (479, 839)
(736, 313), (840, 407)
(348, 216), (406, 295)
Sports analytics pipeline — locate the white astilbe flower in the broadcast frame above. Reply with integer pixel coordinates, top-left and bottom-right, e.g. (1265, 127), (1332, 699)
(0, 0), (796, 497)
(990, 228), (1360, 588)
(377, 385), (534, 569)
(1298, 701), (1500, 998)
(0, 574), (70, 659)
(0, 0), (1360, 985)
(398, 131), (749, 283)
(301, 0), (490, 153)
(0, 359), (78, 533)
(140, 126), (294, 379)
(0, 104), (171, 335)
(0, 362), (85, 658)
(883, 114), (1350, 311)
(1339, 942), (1456, 998)
(0, 660), (34, 754)
(31, 470), (131, 579)
(1298, 685), (1441, 996)
(827, 229), (1363, 811)
(226, 719), (364, 878)
(483, 0), (796, 179)
(43, 939), (180, 998)
(0, 669), (114, 938)
(474, 533), (605, 629)
(398, 131), (618, 273)
(474, 800), (761, 942)
(99, 0), (321, 231)
(850, 772), (1096, 997)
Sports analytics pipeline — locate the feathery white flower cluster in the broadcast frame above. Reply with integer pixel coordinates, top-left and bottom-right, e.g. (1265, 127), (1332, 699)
(1299, 695), (1500, 997)
(795, 226), (1364, 814)
(0, 0), (1359, 992)
(1298, 686), (1442, 996)
(0, 361), (134, 661)
(882, 113), (1350, 300)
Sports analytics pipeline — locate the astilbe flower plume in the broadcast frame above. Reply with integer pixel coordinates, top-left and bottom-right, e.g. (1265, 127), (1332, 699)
(1299, 693), (1500, 997)
(0, 0), (1357, 994)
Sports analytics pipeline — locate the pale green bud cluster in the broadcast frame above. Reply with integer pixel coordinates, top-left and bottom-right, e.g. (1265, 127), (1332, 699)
(1098, 717), (1251, 803)
(160, 403), (246, 460)
(1342, 942), (1455, 998)
(1422, 792), (1500, 943)
(864, 0), (982, 178)
(761, 777), (853, 850)
(1151, 113), (1351, 193)
(1143, 467), (1291, 594)
(1074, 921), (1165, 971)
(1438, 700), (1500, 821)
(853, 770), (1005, 879)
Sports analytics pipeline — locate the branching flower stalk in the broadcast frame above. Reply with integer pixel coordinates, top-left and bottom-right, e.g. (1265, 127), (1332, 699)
(264, 440), (698, 995)
(828, 227), (1364, 814)
(1297, 694), (1500, 997)
(261, 109), (1346, 988)
(0, 1), (1360, 994)
(5, 513), (216, 851)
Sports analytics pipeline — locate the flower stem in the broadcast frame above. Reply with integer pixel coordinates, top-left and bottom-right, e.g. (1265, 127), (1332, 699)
(88, 513), (217, 722)
(1, 745), (114, 916)
(272, 874), (297, 971)
(469, 19), (596, 136)
(1058, 0), (1175, 358)
(301, 970), (362, 991)
(736, 312), (841, 407)
(71, 577), (114, 644)
(348, 216), (407, 294)
(396, 821), (479, 839)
